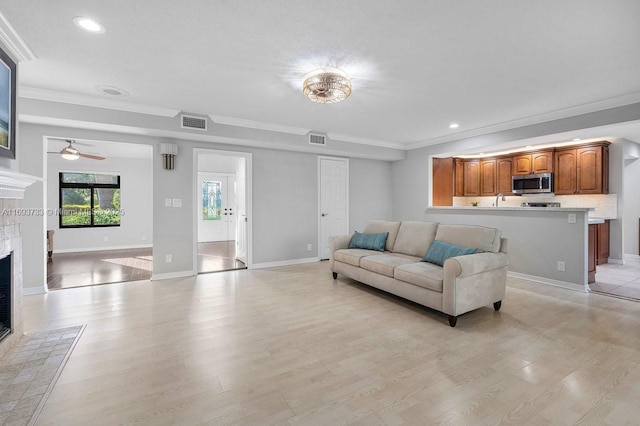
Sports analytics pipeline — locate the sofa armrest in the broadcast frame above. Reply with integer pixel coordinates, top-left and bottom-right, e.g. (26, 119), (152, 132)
(445, 252), (509, 278)
(442, 251), (509, 316)
(328, 234), (352, 270)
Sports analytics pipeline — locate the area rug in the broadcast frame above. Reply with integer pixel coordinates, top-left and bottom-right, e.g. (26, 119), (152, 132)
(0, 325), (84, 425)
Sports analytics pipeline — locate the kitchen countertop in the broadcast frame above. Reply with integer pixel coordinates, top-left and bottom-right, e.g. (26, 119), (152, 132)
(426, 206), (594, 212)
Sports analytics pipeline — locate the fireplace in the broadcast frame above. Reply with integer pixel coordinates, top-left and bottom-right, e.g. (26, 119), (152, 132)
(0, 169), (37, 358)
(0, 252), (12, 342)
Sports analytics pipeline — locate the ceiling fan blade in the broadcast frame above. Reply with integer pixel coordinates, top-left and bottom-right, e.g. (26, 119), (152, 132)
(79, 153), (106, 160)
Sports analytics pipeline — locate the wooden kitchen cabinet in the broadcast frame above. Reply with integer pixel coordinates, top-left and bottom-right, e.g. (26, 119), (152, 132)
(554, 142), (609, 195)
(496, 157), (513, 195)
(480, 159), (497, 196)
(588, 224), (597, 284)
(454, 159), (464, 196)
(596, 220), (610, 265)
(463, 160), (480, 196)
(513, 151), (554, 175)
(432, 157), (454, 206)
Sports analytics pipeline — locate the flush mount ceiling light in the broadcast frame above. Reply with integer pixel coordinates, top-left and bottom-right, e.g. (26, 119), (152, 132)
(449, 123), (460, 129)
(303, 67), (351, 104)
(73, 16), (105, 33)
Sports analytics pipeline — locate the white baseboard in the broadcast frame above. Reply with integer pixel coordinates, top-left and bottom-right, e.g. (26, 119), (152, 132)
(23, 286), (47, 295)
(251, 257), (320, 269)
(54, 244), (152, 254)
(151, 270), (194, 281)
(608, 258), (624, 265)
(508, 271), (587, 293)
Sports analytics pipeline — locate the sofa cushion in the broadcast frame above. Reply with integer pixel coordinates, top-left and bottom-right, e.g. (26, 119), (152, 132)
(360, 253), (421, 278)
(392, 221), (439, 257)
(422, 240), (477, 266)
(334, 249), (380, 267)
(363, 220), (401, 252)
(349, 231), (388, 252)
(394, 262), (444, 292)
(435, 224), (502, 253)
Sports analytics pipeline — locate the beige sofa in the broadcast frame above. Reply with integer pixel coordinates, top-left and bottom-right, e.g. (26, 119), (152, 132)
(329, 220), (509, 327)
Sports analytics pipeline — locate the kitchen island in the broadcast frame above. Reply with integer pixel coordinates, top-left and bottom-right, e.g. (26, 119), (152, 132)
(424, 206), (595, 291)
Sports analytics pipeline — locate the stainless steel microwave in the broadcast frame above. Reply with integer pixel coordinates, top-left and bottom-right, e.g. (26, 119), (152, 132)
(512, 173), (553, 194)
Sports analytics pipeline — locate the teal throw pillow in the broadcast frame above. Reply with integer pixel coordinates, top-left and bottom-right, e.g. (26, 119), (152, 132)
(422, 240), (477, 266)
(349, 231), (388, 252)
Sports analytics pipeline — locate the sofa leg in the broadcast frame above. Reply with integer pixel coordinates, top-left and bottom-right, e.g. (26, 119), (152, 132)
(332, 272), (337, 279)
(448, 315), (457, 327)
(493, 301), (502, 311)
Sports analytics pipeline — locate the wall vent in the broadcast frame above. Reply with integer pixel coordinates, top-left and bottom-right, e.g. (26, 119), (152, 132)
(309, 133), (327, 146)
(181, 114), (208, 131)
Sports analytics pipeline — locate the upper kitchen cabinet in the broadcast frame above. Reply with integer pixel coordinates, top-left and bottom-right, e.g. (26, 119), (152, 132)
(463, 160), (480, 196)
(480, 159), (497, 196)
(496, 157), (513, 195)
(513, 150), (554, 175)
(554, 142), (610, 195)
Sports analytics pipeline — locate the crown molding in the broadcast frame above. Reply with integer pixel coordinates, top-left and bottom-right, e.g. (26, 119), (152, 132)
(210, 114), (311, 135)
(19, 87), (180, 118)
(326, 133), (405, 150)
(19, 114), (406, 162)
(407, 91), (640, 150)
(0, 11), (37, 62)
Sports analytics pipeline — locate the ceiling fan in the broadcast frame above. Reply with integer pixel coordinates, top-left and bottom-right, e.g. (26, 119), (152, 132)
(47, 139), (105, 161)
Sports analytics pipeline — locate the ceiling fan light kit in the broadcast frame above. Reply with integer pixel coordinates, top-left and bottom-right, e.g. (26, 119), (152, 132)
(48, 139), (106, 161)
(303, 67), (352, 104)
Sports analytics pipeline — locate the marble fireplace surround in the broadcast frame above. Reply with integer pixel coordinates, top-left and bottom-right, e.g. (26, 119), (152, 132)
(0, 169), (38, 358)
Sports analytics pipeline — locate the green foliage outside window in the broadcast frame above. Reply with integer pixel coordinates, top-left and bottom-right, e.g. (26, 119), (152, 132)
(59, 172), (121, 228)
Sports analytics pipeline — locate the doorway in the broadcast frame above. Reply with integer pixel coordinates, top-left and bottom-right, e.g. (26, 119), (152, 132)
(318, 156), (349, 259)
(194, 150), (251, 273)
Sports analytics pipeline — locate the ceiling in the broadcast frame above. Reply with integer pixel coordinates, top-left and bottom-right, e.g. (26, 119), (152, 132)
(3, 0), (640, 148)
(47, 137), (152, 160)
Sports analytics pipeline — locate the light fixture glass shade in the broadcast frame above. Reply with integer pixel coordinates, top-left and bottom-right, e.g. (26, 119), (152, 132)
(303, 67), (351, 104)
(60, 147), (80, 160)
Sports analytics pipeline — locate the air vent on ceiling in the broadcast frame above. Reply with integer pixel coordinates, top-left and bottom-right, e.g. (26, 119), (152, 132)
(309, 133), (327, 146)
(181, 114), (208, 131)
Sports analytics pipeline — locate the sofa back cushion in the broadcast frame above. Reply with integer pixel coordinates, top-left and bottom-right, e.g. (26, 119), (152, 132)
(363, 220), (401, 252)
(435, 224), (502, 253)
(392, 221), (439, 257)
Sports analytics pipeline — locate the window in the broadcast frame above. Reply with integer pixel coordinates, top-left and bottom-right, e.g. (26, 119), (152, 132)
(59, 172), (121, 228)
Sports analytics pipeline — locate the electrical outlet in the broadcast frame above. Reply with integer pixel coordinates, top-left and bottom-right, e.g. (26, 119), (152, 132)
(557, 261), (565, 271)
(172, 198), (182, 208)
(141, 235), (146, 241)
(307, 243), (312, 251)
(103, 236), (109, 242)
(568, 213), (576, 224)
(165, 254), (172, 263)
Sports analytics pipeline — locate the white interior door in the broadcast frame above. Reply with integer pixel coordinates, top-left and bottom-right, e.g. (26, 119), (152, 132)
(235, 158), (247, 263)
(319, 157), (349, 259)
(198, 173), (236, 242)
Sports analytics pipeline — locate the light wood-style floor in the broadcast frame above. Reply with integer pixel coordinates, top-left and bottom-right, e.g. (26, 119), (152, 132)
(198, 241), (246, 274)
(47, 248), (153, 290)
(24, 262), (640, 424)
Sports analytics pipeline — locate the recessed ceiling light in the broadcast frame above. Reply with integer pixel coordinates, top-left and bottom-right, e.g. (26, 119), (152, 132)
(73, 16), (105, 33)
(573, 138), (581, 141)
(449, 123), (459, 129)
(95, 85), (129, 97)
(526, 145), (533, 149)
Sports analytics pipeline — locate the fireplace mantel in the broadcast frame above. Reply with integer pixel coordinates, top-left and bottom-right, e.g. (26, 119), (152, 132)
(0, 169), (39, 199)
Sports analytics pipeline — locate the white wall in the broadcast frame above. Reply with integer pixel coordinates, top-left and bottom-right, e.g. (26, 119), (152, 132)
(349, 158), (394, 232)
(46, 153), (153, 252)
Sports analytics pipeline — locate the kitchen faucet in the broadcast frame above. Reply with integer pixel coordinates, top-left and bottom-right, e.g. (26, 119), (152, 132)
(495, 193), (506, 207)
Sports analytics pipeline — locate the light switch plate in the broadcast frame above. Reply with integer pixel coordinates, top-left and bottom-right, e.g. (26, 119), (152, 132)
(568, 213), (577, 224)
(165, 198), (172, 207)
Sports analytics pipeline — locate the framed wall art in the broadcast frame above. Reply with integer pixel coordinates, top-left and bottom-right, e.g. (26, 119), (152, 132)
(0, 45), (16, 159)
